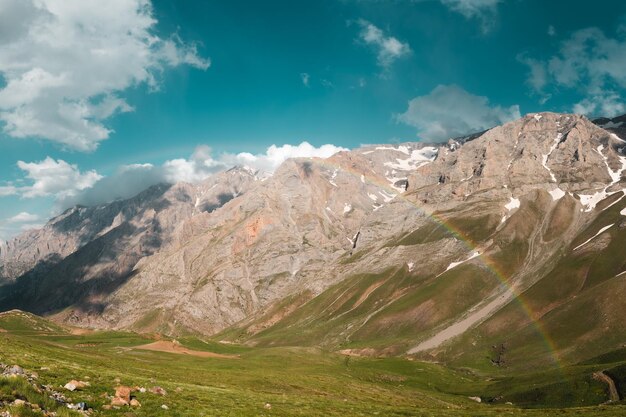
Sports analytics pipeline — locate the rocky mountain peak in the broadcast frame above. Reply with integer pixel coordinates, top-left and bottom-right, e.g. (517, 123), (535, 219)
(407, 112), (626, 209)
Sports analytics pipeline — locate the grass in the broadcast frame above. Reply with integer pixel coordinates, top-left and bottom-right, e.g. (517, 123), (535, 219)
(1, 312), (626, 416)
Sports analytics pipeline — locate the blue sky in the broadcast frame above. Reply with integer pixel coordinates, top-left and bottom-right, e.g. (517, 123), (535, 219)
(1, 0), (626, 239)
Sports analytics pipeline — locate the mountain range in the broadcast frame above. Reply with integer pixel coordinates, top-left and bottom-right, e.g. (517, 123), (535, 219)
(1, 111), (626, 373)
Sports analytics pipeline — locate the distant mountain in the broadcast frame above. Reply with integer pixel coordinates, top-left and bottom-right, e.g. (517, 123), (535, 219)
(2, 112), (626, 373)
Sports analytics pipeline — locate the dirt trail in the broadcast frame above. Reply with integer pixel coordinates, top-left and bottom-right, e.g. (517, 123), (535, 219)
(134, 341), (239, 359)
(593, 371), (620, 402)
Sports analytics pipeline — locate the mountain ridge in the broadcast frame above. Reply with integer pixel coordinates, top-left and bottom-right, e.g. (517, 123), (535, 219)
(1, 112), (625, 372)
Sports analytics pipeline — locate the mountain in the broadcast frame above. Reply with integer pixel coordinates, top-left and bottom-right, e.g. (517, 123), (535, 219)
(1, 112), (626, 374)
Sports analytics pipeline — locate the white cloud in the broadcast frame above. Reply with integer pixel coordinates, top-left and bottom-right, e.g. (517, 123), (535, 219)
(0, 0), (209, 151)
(62, 141), (347, 208)
(7, 212), (40, 223)
(517, 53), (548, 93)
(1, 142), (347, 216)
(0, 211), (43, 240)
(521, 27), (626, 117)
(10, 157), (103, 198)
(0, 185), (17, 197)
(397, 84), (520, 141)
(357, 20), (411, 69)
(300, 72), (310, 87)
(573, 93), (625, 117)
(439, 0), (501, 32)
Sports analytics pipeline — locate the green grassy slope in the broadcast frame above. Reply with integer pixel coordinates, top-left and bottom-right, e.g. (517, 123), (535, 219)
(1, 312), (626, 416)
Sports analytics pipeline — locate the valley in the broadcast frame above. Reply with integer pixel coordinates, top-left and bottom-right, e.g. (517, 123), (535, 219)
(1, 310), (626, 416)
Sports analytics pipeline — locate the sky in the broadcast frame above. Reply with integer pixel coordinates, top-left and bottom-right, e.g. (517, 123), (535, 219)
(1, 0), (626, 239)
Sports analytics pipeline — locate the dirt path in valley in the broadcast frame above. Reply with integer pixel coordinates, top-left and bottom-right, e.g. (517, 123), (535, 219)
(593, 371), (620, 402)
(133, 341), (239, 359)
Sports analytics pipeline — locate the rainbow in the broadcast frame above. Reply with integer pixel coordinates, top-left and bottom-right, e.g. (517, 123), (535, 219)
(316, 154), (564, 370)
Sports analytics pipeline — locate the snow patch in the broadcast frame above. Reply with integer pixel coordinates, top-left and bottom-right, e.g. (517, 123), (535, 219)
(444, 251), (481, 272)
(534, 114), (543, 121)
(368, 193), (378, 201)
(549, 187), (566, 201)
(505, 197), (520, 211)
(361, 174), (365, 183)
(611, 133), (626, 143)
(407, 262), (415, 272)
(375, 145), (410, 155)
(343, 203), (352, 214)
(579, 146), (626, 211)
(541, 133), (561, 183)
(573, 224), (614, 251)
(329, 169), (338, 187)
(379, 190), (397, 202)
(383, 147), (438, 171)
(621, 207), (626, 216)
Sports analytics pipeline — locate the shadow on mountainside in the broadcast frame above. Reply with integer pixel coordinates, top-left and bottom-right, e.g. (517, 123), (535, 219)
(0, 219), (161, 318)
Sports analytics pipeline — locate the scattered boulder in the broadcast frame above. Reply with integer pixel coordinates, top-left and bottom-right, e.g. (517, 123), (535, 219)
(130, 399), (141, 408)
(161, 404), (169, 410)
(150, 386), (167, 396)
(64, 380), (89, 391)
(111, 397), (129, 407)
(13, 399), (26, 406)
(4, 365), (25, 376)
(264, 403), (272, 409)
(468, 396), (482, 403)
(114, 386), (132, 403)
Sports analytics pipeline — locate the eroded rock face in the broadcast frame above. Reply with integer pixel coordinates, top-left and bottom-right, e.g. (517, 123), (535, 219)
(1, 112), (625, 342)
(408, 113), (624, 209)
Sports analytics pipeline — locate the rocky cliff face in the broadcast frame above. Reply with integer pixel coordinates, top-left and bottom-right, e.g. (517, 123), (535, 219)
(1, 112), (626, 369)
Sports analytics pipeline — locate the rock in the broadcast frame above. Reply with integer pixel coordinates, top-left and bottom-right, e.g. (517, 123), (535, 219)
(468, 396), (482, 403)
(111, 397), (129, 407)
(64, 382), (77, 391)
(6, 365), (24, 375)
(150, 386), (167, 396)
(130, 399), (141, 408)
(64, 380), (89, 391)
(102, 404), (112, 410)
(161, 404), (169, 410)
(115, 386), (132, 403)
(264, 403), (272, 409)
(13, 399), (26, 406)
(138, 387), (146, 393)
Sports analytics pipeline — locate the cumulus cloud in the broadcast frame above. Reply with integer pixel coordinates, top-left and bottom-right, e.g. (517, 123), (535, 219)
(0, 185), (17, 197)
(1, 157), (103, 199)
(439, 0), (501, 32)
(0, 212), (42, 240)
(61, 142), (347, 208)
(0, 0), (209, 151)
(7, 212), (40, 223)
(300, 72), (311, 87)
(520, 27), (626, 117)
(397, 84), (521, 141)
(357, 20), (411, 69)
